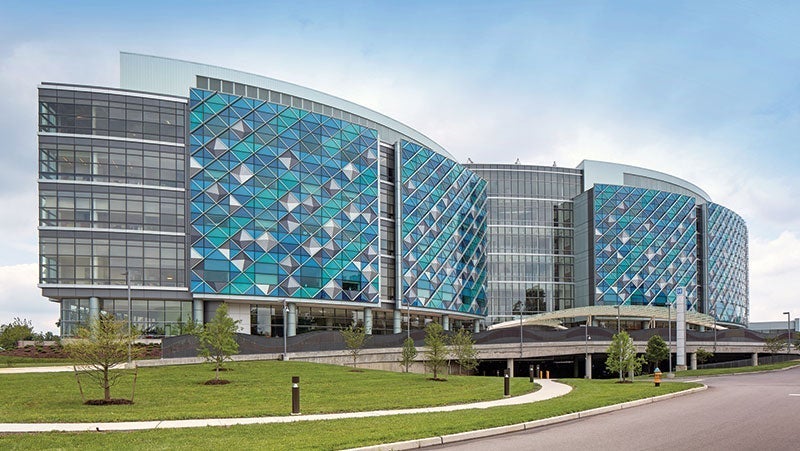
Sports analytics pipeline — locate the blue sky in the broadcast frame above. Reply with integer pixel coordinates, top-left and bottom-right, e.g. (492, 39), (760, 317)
(1, 0), (798, 332)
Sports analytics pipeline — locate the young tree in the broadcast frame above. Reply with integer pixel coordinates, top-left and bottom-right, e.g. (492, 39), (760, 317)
(196, 303), (240, 382)
(340, 324), (368, 369)
(606, 331), (645, 382)
(645, 335), (669, 371)
(763, 336), (786, 354)
(695, 348), (713, 364)
(400, 336), (418, 373)
(64, 313), (141, 403)
(0, 317), (34, 349)
(449, 328), (479, 375)
(424, 322), (448, 380)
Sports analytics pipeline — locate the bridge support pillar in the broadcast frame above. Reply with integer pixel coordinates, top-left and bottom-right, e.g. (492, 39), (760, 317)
(751, 352), (758, 367)
(393, 311), (402, 334)
(506, 358), (514, 377)
(585, 353), (592, 379)
(690, 352), (697, 370)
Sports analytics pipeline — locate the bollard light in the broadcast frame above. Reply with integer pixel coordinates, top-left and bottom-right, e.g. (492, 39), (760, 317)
(291, 376), (300, 415)
(504, 368), (510, 397)
(529, 364), (534, 383)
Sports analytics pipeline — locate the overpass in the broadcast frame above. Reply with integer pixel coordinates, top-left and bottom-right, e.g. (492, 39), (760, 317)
(161, 326), (796, 378)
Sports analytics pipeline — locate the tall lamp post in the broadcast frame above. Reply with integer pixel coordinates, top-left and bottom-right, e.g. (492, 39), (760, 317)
(519, 310), (524, 358)
(616, 303), (622, 382)
(667, 301), (672, 375)
(407, 300), (411, 340)
(122, 269), (132, 367)
(784, 312), (792, 354)
(710, 308), (717, 353)
(583, 320), (591, 379)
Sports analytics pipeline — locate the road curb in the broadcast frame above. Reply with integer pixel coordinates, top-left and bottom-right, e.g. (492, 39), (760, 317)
(348, 385), (707, 451)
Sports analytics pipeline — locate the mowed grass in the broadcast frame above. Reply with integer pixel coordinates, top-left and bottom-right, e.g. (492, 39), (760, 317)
(1, 357), (72, 367)
(0, 378), (700, 450)
(675, 359), (800, 377)
(0, 360), (534, 422)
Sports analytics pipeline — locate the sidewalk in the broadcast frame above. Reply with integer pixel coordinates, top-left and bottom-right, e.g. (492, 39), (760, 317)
(0, 378), (572, 433)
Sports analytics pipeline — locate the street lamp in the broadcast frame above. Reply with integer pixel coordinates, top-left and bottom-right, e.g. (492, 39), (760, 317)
(519, 310), (524, 358)
(582, 320), (592, 379)
(711, 309), (717, 352)
(667, 301), (672, 375)
(121, 269), (133, 367)
(784, 312), (791, 354)
(407, 300), (411, 340)
(616, 303), (622, 382)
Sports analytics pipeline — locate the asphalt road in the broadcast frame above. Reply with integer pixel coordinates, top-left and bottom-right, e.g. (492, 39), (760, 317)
(435, 366), (800, 451)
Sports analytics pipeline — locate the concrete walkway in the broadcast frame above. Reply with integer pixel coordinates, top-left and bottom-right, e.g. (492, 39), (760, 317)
(0, 378), (572, 433)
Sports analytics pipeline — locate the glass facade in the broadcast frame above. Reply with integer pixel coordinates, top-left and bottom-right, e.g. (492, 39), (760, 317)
(188, 88), (381, 301)
(706, 203), (749, 325)
(401, 141), (488, 315)
(38, 85), (190, 336)
(591, 184), (698, 309)
(466, 164), (582, 323)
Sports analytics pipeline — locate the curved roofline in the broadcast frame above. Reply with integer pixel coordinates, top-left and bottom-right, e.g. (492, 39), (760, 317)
(578, 159), (712, 202)
(119, 52), (456, 160)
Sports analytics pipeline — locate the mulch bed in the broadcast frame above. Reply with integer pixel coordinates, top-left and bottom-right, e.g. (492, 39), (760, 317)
(203, 379), (231, 385)
(84, 399), (134, 405)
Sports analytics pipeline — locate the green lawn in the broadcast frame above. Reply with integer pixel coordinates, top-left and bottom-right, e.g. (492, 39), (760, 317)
(0, 378), (699, 450)
(0, 360), (534, 422)
(674, 359), (800, 377)
(1, 356), (72, 367)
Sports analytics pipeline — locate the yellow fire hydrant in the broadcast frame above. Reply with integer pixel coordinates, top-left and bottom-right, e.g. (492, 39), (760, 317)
(654, 367), (662, 387)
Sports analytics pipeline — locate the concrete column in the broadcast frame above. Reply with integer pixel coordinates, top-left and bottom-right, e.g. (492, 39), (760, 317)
(573, 360), (579, 378)
(473, 320), (481, 333)
(442, 315), (450, 331)
(192, 299), (204, 325)
(585, 353), (592, 379)
(629, 368), (635, 380)
(325, 316), (334, 330)
(89, 297), (100, 322)
(364, 307), (373, 335)
(751, 352), (758, 367)
(287, 303), (297, 337)
(690, 352), (697, 370)
(506, 358), (515, 377)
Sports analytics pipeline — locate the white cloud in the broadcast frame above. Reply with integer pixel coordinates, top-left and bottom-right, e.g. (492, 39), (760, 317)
(749, 231), (800, 322)
(0, 264), (58, 334)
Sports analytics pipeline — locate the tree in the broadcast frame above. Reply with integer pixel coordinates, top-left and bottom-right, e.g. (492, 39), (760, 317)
(606, 331), (645, 382)
(645, 335), (669, 371)
(196, 303), (240, 382)
(340, 324), (368, 369)
(424, 322), (448, 380)
(0, 317), (34, 349)
(449, 328), (479, 375)
(695, 348), (713, 364)
(400, 337), (417, 373)
(64, 313), (141, 403)
(763, 335), (786, 354)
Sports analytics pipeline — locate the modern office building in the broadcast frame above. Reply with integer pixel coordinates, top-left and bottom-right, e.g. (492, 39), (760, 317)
(39, 53), (487, 337)
(38, 53), (749, 336)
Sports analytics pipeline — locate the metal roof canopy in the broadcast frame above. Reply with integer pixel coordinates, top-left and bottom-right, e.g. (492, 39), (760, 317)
(490, 305), (723, 331)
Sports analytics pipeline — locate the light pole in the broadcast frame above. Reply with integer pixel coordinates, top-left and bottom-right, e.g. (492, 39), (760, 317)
(711, 308), (717, 353)
(123, 269), (132, 367)
(616, 303), (622, 382)
(784, 312), (791, 354)
(583, 320), (591, 379)
(667, 301), (672, 375)
(519, 310), (524, 358)
(407, 300), (411, 340)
